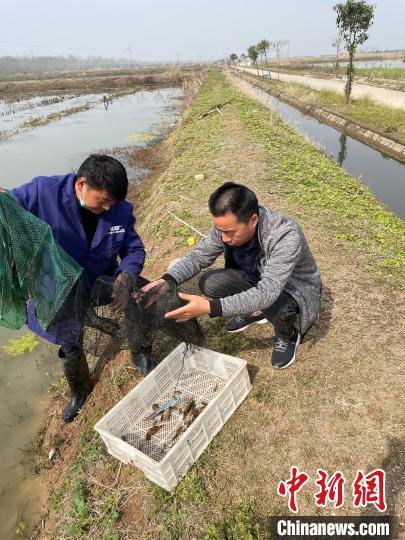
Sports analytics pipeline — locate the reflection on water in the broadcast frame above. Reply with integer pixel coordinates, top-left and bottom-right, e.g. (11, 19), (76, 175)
(338, 133), (348, 167)
(239, 79), (405, 219)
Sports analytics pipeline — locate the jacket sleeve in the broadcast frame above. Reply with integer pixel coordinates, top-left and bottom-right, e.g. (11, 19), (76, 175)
(11, 178), (40, 215)
(116, 213), (146, 277)
(162, 226), (224, 285)
(218, 228), (302, 317)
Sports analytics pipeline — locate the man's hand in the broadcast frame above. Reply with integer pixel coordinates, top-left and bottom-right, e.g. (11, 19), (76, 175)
(137, 279), (171, 309)
(140, 278), (167, 293)
(164, 293), (210, 322)
(111, 272), (129, 314)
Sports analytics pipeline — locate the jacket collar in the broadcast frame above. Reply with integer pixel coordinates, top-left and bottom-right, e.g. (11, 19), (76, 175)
(257, 205), (267, 250)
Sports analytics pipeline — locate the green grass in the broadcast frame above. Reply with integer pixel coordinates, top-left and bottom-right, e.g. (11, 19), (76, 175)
(256, 62), (405, 81)
(356, 67), (405, 80)
(198, 501), (262, 540)
(2, 332), (39, 356)
(48, 429), (122, 539)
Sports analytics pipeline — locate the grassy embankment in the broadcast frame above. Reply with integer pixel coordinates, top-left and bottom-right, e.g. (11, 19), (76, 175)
(242, 70), (405, 144)
(355, 66), (405, 80)
(259, 62), (405, 79)
(35, 69), (404, 539)
(0, 65), (202, 83)
(256, 62), (405, 91)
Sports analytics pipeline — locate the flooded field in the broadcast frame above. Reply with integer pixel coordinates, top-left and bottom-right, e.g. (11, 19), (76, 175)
(0, 87), (181, 186)
(0, 93), (99, 140)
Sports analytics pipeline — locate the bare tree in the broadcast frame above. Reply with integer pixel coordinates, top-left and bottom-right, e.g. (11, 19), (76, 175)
(332, 36), (343, 76)
(271, 40), (288, 79)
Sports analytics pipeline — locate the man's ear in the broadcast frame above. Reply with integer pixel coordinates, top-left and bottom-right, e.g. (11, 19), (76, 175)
(251, 213), (259, 226)
(76, 176), (86, 188)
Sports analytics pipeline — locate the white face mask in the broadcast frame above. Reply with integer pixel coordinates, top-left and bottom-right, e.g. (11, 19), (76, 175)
(79, 183), (88, 209)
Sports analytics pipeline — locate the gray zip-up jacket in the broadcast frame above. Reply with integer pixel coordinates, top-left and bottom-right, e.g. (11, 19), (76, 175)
(164, 206), (321, 334)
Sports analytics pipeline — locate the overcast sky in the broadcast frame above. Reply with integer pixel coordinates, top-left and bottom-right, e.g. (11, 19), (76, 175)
(1, 0), (404, 62)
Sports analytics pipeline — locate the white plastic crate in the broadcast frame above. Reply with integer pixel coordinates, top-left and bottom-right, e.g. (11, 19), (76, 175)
(94, 342), (251, 491)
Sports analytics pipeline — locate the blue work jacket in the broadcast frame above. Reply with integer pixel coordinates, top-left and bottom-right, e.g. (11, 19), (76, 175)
(12, 173), (145, 344)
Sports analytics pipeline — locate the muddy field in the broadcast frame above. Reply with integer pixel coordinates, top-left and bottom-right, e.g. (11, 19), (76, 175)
(0, 65), (202, 99)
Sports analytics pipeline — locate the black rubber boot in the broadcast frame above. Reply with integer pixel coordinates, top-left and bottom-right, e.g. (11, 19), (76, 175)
(131, 345), (155, 377)
(59, 346), (92, 423)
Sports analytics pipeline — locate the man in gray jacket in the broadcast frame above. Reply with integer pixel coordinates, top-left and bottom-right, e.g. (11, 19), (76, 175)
(142, 182), (321, 369)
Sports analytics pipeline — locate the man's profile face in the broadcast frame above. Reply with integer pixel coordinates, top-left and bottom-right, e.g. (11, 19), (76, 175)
(212, 211), (258, 247)
(75, 177), (116, 214)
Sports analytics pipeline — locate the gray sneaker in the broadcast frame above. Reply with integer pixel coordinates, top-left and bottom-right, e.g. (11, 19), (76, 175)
(225, 313), (267, 333)
(271, 329), (301, 369)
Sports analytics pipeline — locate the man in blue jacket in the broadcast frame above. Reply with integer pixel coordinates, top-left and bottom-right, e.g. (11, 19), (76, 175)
(10, 154), (153, 422)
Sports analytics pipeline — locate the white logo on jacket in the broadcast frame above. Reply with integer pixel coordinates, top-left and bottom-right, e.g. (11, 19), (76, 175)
(108, 225), (125, 235)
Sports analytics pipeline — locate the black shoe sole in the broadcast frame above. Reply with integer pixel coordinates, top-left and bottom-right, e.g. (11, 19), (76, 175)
(225, 318), (268, 333)
(272, 334), (301, 370)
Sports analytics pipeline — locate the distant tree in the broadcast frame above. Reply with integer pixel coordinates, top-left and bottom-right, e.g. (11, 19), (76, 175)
(0, 54), (130, 75)
(229, 53), (238, 65)
(247, 45), (260, 76)
(271, 40), (288, 79)
(334, 0), (375, 104)
(257, 39), (271, 77)
(332, 35), (343, 76)
(255, 41), (264, 73)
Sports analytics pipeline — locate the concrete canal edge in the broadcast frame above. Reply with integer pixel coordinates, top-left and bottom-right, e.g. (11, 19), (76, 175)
(234, 73), (405, 165)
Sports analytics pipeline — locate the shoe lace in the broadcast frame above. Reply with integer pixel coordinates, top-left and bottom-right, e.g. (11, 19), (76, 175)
(274, 336), (288, 352)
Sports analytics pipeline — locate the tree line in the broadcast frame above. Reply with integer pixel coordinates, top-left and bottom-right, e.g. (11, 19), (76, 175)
(229, 0), (375, 104)
(0, 55), (131, 76)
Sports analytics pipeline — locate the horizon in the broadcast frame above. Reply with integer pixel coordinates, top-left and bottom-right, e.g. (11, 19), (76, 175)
(1, 0), (404, 63)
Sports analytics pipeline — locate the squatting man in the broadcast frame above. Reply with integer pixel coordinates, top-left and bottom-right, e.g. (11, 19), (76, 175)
(143, 182), (321, 369)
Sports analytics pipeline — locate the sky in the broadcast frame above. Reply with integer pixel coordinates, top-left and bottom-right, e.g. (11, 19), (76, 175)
(1, 0), (404, 62)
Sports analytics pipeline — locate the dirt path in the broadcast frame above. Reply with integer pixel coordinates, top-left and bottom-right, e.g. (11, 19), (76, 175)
(235, 66), (405, 109)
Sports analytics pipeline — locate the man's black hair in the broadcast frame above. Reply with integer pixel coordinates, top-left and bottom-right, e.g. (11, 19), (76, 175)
(208, 182), (259, 222)
(77, 154), (128, 200)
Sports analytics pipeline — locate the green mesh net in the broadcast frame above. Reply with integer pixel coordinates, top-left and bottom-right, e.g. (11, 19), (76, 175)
(0, 191), (83, 331)
(0, 191), (204, 356)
